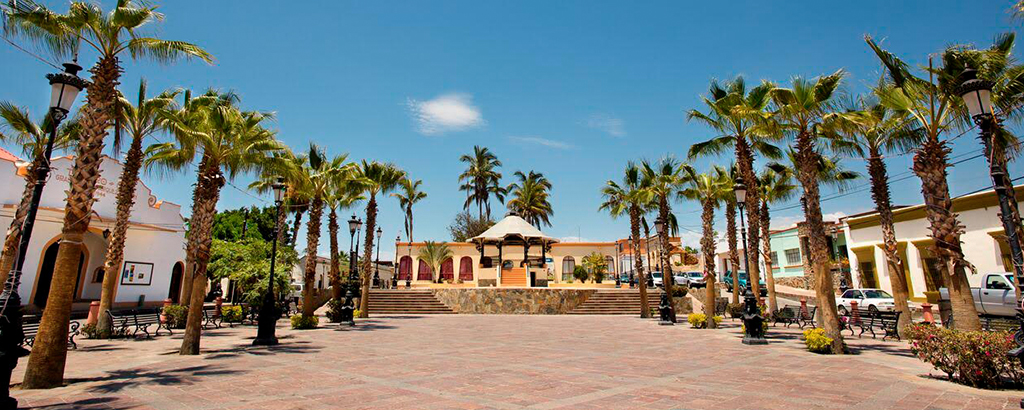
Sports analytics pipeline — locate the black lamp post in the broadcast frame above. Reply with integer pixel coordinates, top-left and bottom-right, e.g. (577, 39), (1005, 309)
(339, 215), (362, 325)
(373, 227), (382, 288)
(0, 62), (86, 407)
(734, 177), (767, 345)
(654, 216), (676, 325)
(614, 242), (621, 288)
(254, 178), (286, 346)
(392, 235), (400, 289)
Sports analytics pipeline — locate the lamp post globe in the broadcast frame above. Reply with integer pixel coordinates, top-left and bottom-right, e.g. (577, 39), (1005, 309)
(254, 178), (286, 346)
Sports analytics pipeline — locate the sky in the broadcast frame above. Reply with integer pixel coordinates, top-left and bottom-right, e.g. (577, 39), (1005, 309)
(1, 0), (1022, 260)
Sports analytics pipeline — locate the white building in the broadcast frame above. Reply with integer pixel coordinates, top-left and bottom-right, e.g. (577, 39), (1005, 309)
(0, 153), (187, 311)
(843, 186), (1020, 302)
(290, 254), (395, 295)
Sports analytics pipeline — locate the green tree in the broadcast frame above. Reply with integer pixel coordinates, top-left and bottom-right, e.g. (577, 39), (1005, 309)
(756, 166), (797, 314)
(448, 211), (495, 242)
(459, 146), (505, 219)
(357, 161), (406, 316)
(599, 162), (655, 317)
(326, 178), (364, 300)
(679, 165), (730, 326)
(418, 241), (453, 283)
(641, 157), (686, 312)
(506, 170), (554, 228)
(582, 252), (608, 282)
(207, 238), (295, 307)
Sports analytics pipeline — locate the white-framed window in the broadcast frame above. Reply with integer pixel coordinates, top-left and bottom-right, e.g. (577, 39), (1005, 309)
(784, 248), (801, 265)
(562, 257), (575, 282)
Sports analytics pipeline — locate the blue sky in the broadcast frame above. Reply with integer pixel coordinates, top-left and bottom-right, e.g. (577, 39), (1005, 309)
(1, 0), (1020, 259)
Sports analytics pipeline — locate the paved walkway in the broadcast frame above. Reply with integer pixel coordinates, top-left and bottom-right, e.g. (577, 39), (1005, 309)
(11, 315), (1021, 410)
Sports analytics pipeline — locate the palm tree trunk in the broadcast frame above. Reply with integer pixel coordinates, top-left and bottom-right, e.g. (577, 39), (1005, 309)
(701, 200), (718, 327)
(913, 139), (981, 331)
(630, 207), (650, 318)
(867, 153), (912, 336)
(0, 159), (40, 285)
(726, 201), (740, 304)
(22, 55), (120, 389)
(96, 134), (145, 337)
(657, 197), (674, 317)
(358, 195), (377, 318)
(759, 202), (779, 314)
(180, 155), (213, 307)
(329, 209), (342, 300)
(179, 162), (225, 355)
(794, 132), (845, 354)
(290, 209), (304, 246)
(736, 139), (762, 305)
(302, 198), (324, 318)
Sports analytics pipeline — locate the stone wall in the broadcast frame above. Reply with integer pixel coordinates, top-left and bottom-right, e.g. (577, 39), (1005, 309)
(433, 288), (595, 314)
(776, 276), (810, 289)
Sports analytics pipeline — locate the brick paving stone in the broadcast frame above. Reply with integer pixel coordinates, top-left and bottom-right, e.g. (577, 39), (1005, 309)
(5, 315), (1022, 409)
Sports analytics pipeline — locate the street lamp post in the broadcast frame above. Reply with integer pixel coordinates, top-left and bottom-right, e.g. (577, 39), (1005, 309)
(0, 62), (87, 407)
(393, 235), (400, 289)
(254, 178), (286, 346)
(373, 227), (382, 288)
(340, 215), (362, 325)
(615, 242), (621, 288)
(735, 177), (767, 345)
(654, 216), (675, 325)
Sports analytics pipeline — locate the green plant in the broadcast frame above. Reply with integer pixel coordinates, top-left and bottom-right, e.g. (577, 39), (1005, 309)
(162, 305), (189, 329)
(687, 313), (722, 329)
(804, 328), (834, 354)
(671, 286), (689, 297)
(221, 305), (243, 322)
(727, 303), (744, 318)
(905, 323), (1023, 388)
(291, 314), (319, 329)
(80, 323), (100, 339)
(573, 265), (590, 283)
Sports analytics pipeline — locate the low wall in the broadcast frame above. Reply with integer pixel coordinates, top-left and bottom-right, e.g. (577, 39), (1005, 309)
(433, 288), (595, 314)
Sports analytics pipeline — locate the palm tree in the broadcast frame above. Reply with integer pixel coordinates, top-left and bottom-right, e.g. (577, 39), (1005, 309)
(599, 162), (655, 318)
(150, 95), (283, 355)
(95, 80), (179, 337)
(506, 170), (554, 228)
(769, 70), (848, 353)
(867, 37), (983, 331)
(679, 165), (729, 326)
(0, 102), (79, 284)
(7, 1), (213, 386)
(393, 178), (428, 243)
(357, 161), (406, 317)
(459, 146), (505, 219)
(327, 178), (364, 300)
(419, 241), (453, 283)
(688, 77), (781, 309)
(756, 166), (797, 314)
(721, 165), (742, 304)
(294, 143), (350, 319)
(641, 157), (685, 313)
(826, 92), (921, 335)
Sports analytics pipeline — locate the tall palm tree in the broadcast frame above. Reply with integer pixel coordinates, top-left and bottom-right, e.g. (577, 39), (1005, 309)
(0, 102), (79, 284)
(680, 165), (729, 326)
(641, 157), (685, 314)
(599, 162), (655, 318)
(151, 95), (283, 355)
(294, 144), (350, 319)
(327, 178), (364, 300)
(827, 92), (920, 335)
(393, 178), (427, 243)
(506, 170), (554, 228)
(419, 241), (453, 283)
(867, 37), (983, 331)
(688, 77), (781, 309)
(459, 146), (505, 219)
(756, 166), (797, 314)
(770, 70), (848, 353)
(249, 149), (303, 249)
(6, 1), (213, 386)
(357, 161), (406, 317)
(721, 165), (742, 304)
(95, 80), (179, 337)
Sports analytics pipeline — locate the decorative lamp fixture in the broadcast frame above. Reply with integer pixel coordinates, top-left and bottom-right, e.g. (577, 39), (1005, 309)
(47, 63), (88, 120)
(958, 68), (994, 119)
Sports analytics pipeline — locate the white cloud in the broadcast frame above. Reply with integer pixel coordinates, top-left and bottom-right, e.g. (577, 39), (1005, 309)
(509, 136), (573, 150)
(559, 236), (592, 243)
(406, 93), (485, 135)
(586, 114), (626, 137)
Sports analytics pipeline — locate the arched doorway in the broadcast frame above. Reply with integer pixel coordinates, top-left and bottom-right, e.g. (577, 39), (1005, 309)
(458, 256), (473, 282)
(440, 259), (454, 281)
(561, 256), (575, 282)
(34, 241), (85, 309)
(398, 256), (412, 281)
(168, 262), (184, 303)
(417, 260), (432, 281)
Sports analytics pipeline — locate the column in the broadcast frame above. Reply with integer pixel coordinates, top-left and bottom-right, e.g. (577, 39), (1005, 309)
(848, 250), (861, 288)
(905, 242), (928, 300)
(873, 244), (892, 294)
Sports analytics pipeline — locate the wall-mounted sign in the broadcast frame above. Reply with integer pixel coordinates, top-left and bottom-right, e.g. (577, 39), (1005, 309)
(121, 261), (154, 286)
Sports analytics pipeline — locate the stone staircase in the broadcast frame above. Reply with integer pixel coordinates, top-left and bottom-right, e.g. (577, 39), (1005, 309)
(366, 290), (454, 314)
(569, 289), (663, 315)
(500, 268), (528, 287)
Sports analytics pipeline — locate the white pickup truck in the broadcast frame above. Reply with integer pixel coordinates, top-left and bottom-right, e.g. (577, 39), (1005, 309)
(940, 272), (1018, 317)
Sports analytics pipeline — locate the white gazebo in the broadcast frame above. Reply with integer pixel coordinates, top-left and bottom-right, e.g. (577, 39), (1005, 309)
(470, 212), (559, 286)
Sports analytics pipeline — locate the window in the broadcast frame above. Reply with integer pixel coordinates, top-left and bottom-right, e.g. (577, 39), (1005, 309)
(562, 257), (575, 282)
(863, 290), (892, 299)
(850, 290), (863, 299)
(841, 290), (856, 299)
(784, 248), (801, 265)
(770, 252), (778, 266)
(987, 274), (1011, 290)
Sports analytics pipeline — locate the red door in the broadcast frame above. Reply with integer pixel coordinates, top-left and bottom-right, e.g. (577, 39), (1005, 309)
(459, 257), (474, 281)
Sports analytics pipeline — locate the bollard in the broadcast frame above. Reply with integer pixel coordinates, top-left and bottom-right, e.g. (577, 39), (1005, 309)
(921, 303), (934, 324)
(160, 298), (172, 324)
(850, 300), (860, 326)
(215, 296), (223, 317)
(86, 301), (100, 326)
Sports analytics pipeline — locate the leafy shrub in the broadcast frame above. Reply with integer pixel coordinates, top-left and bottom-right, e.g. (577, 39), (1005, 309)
(573, 266), (590, 283)
(687, 313), (723, 329)
(905, 323), (1024, 388)
(804, 328), (834, 354)
(290, 314), (319, 329)
(162, 305), (188, 329)
(80, 323), (100, 339)
(727, 303), (744, 318)
(326, 299), (353, 323)
(221, 305), (243, 322)
(671, 286), (688, 297)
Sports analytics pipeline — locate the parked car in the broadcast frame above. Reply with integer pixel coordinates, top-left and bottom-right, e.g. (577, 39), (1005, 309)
(836, 288), (896, 315)
(674, 271), (705, 288)
(651, 272), (664, 287)
(722, 271), (767, 296)
(940, 272), (1016, 317)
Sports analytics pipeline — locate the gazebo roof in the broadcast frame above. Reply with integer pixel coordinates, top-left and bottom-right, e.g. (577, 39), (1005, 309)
(471, 213), (558, 245)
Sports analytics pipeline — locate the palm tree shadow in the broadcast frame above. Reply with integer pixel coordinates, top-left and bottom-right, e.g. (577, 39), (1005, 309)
(202, 340), (322, 360)
(61, 364), (240, 394)
(24, 397), (137, 410)
(333, 319), (397, 332)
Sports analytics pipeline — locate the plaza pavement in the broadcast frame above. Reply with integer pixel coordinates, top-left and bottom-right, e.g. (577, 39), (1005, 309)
(11, 314), (1021, 410)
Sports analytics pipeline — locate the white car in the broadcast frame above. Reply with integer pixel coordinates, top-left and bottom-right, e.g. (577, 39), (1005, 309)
(837, 288), (896, 315)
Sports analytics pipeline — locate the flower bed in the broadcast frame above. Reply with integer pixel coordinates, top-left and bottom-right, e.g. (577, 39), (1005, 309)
(905, 323), (1024, 388)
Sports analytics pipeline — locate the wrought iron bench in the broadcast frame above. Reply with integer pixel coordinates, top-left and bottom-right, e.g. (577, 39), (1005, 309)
(202, 305), (222, 329)
(841, 309), (902, 341)
(22, 317), (80, 350)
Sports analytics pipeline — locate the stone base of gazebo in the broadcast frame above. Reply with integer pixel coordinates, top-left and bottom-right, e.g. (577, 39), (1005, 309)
(432, 288), (595, 314)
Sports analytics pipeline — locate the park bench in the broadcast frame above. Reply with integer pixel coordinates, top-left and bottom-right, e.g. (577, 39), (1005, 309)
(774, 305), (816, 329)
(981, 316), (1019, 333)
(841, 309), (902, 341)
(202, 305), (222, 329)
(106, 309), (172, 339)
(22, 316), (80, 350)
